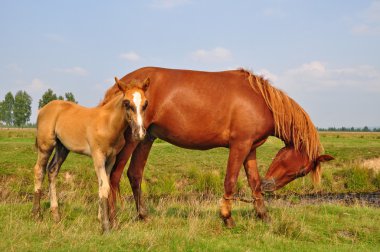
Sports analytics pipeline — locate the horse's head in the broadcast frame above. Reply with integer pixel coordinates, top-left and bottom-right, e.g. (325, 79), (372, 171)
(261, 146), (334, 192)
(115, 77), (150, 141)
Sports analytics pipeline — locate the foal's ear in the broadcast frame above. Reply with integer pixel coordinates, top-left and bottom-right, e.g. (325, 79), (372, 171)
(141, 78), (150, 91)
(316, 154), (334, 164)
(115, 77), (127, 92)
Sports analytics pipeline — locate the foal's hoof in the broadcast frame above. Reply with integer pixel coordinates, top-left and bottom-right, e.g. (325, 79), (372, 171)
(51, 207), (61, 223)
(102, 223), (111, 234)
(223, 217), (236, 228)
(32, 209), (43, 221)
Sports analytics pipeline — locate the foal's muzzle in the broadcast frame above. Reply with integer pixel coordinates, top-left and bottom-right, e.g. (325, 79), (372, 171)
(132, 126), (146, 141)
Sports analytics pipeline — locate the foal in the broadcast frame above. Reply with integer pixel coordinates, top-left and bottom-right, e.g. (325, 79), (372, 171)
(32, 77), (149, 232)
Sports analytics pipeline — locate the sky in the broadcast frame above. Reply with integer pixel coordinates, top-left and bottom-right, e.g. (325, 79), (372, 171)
(0, 0), (379, 128)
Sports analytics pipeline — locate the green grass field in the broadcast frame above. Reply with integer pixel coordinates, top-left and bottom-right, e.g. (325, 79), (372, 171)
(0, 129), (380, 251)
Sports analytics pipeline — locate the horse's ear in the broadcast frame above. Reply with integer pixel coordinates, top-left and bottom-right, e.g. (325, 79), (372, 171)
(316, 154), (334, 163)
(115, 77), (127, 92)
(141, 78), (150, 91)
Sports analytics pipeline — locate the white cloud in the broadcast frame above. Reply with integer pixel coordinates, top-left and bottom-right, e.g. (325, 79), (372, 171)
(55, 67), (88, 76)
(279, 61), (380, 92)
(257, 68), (278, 83)
(150, 0), (191, 9)
(28, 78), (49, 92)
(191, 47), (232, 62)
(120, 51), (141, 62)
(351, 0), (380, 35)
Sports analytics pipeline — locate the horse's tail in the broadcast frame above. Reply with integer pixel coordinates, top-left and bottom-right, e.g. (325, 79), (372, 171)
(47, 152), (58, 172)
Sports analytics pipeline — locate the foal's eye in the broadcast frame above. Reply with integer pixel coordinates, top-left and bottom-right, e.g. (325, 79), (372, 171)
(142, 100), (148, 111)
(124, 100), (131, 108)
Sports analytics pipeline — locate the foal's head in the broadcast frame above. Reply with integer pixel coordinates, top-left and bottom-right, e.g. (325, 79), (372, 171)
(115, 77), (150, 141)
(261, 146), (334, 191)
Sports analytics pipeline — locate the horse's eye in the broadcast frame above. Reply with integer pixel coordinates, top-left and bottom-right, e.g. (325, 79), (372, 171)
(142, 100), (148, 110)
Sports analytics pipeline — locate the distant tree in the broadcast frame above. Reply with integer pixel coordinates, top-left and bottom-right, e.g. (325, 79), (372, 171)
(65, 92), (77, 103)
(58, 95), (64, 100)
(13, 91), (32, 127)
(0, 101), (4, 123)
(363, 126), (370, 132)
(2, 92), (15, 126)
(38, 89), (57, 108)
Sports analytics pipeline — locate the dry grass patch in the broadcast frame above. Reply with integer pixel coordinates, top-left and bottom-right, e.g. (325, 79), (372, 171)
(362, 157), (380, 174)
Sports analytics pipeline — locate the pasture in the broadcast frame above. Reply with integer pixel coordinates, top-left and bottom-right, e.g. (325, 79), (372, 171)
(1, 129), (380, 251)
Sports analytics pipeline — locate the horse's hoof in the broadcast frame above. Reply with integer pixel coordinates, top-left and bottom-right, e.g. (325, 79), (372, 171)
(51, 207), (61, 223)
(138, 211), (149, 221)
(257, 212), (271, 223)
(223, 217), (236, 228)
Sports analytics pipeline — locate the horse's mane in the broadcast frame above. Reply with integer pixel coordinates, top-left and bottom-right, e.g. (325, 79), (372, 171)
(98, 79), (143, 107)
(242, 69), (323, 161)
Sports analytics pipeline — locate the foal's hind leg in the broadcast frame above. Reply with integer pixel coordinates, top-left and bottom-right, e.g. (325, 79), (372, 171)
(32, 142), (55, 220)
(220, 140), (252, 228)
(243, 149), (270, 222)
(48, 141), (69, 222)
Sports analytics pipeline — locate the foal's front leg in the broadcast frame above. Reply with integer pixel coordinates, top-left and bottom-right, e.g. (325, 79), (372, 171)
(93, 154), (111, 233)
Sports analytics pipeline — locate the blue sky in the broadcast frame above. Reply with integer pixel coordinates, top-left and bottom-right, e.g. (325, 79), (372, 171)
(1, 0), (379, 127)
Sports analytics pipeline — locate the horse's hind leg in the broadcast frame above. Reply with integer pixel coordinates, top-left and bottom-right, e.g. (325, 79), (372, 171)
(220, 140), (252, 228)
(48, 140), (69, 222)
(243, 149), (270, 222)
(32, 140), (55, 220)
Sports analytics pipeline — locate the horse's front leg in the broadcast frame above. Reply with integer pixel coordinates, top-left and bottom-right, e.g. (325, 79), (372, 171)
(127, 137), (154, 220)
(109, 129), (139, 224)
(220, 139), (252, 228)
(93, 154), (111, 234)
(243, 149), (270, 222)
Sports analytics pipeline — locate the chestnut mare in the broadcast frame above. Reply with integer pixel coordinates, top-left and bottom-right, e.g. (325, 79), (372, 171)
(32, 78), (149, 233)
(101, 67), (333, 227)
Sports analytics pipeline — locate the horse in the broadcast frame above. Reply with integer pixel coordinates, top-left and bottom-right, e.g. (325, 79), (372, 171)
(101, 67), (334, 227)
(32, 77), (149, 233)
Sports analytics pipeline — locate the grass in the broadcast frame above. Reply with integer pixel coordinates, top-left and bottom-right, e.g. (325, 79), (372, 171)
(0, 129), (380, 251)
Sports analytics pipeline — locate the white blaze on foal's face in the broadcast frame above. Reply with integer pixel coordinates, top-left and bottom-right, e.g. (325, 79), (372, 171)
(132, 91), (144, 138)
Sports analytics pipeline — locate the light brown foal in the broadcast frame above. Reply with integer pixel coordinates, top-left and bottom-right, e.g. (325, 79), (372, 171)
(32, 77), (149, 233)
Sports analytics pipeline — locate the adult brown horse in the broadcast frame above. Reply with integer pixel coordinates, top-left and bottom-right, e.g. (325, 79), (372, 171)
(101, 67), (333, 227)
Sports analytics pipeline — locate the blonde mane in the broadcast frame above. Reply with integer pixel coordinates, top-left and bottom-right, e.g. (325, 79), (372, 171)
(243, 69), (323, 161)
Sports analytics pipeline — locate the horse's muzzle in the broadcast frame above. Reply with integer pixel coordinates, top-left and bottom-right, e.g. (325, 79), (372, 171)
(261, 178), (276, 192)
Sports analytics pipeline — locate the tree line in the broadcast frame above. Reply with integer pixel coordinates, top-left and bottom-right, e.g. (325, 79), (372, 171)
(317, 126), (380, 132)
(0, 89), (77, 127)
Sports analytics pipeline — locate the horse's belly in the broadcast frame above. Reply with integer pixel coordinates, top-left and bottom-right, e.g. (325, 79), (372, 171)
(150, 125), (229, 150)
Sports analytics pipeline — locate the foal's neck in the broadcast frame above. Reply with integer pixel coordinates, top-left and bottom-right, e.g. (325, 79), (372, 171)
(102, 93), (128, 129)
